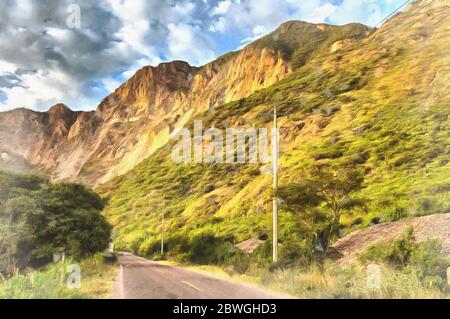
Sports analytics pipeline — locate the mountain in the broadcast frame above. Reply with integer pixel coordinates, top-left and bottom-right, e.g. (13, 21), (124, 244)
(0, 21), (369, 186)
(93, 0), (449, 253)
(0, 0), (448, 259)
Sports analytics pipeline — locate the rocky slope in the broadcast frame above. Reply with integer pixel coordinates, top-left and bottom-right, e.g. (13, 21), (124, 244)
(330, 213), (450, 263)
(0, 22), (368, 186)
(96, 0), (449, 252)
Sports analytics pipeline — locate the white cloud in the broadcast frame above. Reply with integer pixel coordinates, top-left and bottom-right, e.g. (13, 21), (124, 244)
(308, 3), (338, 24)
(327, 0), (403, 27)
(0, 69), (75, 111)
(45, 27), (72, 42)
(0, 61), (17, 76)
(212, 0), (232, 15)
(167, 23), (215, 66)
(252, 25), (266, 35)
(106, 0), (154, 56)
(101, 77), (122, 94)
(209, 16), (226, 33)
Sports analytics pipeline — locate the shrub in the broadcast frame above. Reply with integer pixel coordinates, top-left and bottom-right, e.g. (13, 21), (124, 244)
(187, 232), (235, 264)
(359, 228), (449, 288)
(360, 227), (417, 268)
(409, 240), (448, 280)
(227, 252), (251, 274)
(0, 171), (111, 276)
(279, 241), (315, 267)
(386, 227), (417, 268)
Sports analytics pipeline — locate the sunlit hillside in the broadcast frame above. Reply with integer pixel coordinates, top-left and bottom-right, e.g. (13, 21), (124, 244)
(97, 0), (450, 263)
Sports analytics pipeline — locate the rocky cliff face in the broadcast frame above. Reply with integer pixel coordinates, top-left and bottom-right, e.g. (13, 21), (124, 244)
(0, 21), (369, 186)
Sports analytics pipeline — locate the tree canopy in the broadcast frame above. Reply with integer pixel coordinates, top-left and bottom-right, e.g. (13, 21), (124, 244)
(277, 167), (365, 251)
(0, 171), (111, 276)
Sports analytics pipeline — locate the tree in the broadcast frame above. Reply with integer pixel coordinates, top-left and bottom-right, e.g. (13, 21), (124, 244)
(0, 171), (112, 276)
(277, 167), (365, 251)
(0, 196), (36, 275)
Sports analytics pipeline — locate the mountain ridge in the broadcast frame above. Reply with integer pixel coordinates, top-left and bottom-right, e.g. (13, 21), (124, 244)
(0, 19), (370, 185)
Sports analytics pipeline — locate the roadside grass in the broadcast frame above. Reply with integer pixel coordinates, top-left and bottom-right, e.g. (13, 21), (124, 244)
(178, 233), (450, 299)
(0, 254), (118, 299)
(191, 262), (449, 299)
(246, 262), (449, 299)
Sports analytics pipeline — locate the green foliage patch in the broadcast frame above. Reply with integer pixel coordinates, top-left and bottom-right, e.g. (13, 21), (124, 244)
(0, 171), (111, 276)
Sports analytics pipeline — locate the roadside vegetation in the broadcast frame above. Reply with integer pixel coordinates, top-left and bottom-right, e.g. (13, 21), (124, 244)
(0, 253), (117, 299)
(0, 171), (115, 299)
(188, 228), (449, 299)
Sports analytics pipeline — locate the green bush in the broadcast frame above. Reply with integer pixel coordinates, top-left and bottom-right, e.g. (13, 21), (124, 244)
(279, 241), (315, 267)
(0, 171), (111, 276)
(226, 251), (251, 274)
(409, 240), (448, 280)
(386, 227), (417, 268)
(360, 227), (417, 268)
(359, 228), (449, 288)
(188, 232), (235, 264)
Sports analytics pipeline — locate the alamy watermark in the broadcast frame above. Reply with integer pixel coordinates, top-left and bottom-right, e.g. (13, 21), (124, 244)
(53, 251), (81, 289)
(171, 120), (278, 165)
(66, 4), (81, 29)
(66, 264), (81, 289)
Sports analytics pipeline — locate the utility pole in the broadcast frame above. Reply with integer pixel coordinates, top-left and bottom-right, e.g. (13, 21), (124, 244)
(272, 106), (279, 263)
(161, 208), (165, 256)
(258, 107), (284, 263)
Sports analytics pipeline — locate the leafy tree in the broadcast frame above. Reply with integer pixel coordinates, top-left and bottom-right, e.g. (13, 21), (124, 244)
(0, 171), (111, 276)
(0, 196), (37, 275)
(277, 168), (365, 251)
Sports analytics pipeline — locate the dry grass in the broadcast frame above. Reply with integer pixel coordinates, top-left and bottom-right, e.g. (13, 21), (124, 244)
(192, 262), (449, 299)
(77, 256), (118, 299)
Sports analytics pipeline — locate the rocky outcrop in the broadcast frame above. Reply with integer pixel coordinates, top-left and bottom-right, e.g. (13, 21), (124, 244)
(330, 214), (450, 263)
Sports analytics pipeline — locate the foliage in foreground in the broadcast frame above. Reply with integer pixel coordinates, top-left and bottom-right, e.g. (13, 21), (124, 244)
(0, 254), (117, 299)
(359, 228), (449, 288)
(213, 232), (449, 299)
(0, 171), (112, 276)
(239, 261), (449, 299)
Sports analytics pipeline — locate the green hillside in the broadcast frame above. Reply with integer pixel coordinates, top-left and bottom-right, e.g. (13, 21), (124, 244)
(97, 4), (449, 263)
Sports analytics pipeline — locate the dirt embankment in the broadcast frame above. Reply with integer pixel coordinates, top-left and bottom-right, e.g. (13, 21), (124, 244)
(330, 213), (450, 263)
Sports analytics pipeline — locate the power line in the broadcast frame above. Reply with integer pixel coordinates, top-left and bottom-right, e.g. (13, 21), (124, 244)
(374, 0), (414, 28)
(280, 0), (429, 113)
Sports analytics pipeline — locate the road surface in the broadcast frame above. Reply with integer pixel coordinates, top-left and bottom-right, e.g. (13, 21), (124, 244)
(112, 252), (287, 299)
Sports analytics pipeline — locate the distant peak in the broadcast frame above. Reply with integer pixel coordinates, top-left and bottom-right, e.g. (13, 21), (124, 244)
(128, 60), (197, 81)
(156, 60), (193, 68)
(47, 103), (73, 115)
(278, 20), (309, 28)
(275, 20), (314, 32)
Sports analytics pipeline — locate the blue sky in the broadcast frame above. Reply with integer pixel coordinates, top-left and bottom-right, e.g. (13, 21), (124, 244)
(0, 0), (410, 112)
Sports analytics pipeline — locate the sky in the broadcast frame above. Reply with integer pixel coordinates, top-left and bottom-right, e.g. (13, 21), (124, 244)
(0, 0), (409, 112)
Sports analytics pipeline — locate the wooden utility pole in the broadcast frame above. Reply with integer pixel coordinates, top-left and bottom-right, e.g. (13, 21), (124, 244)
(272, 106), (279, 263)
(161, 209), (165, 256)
